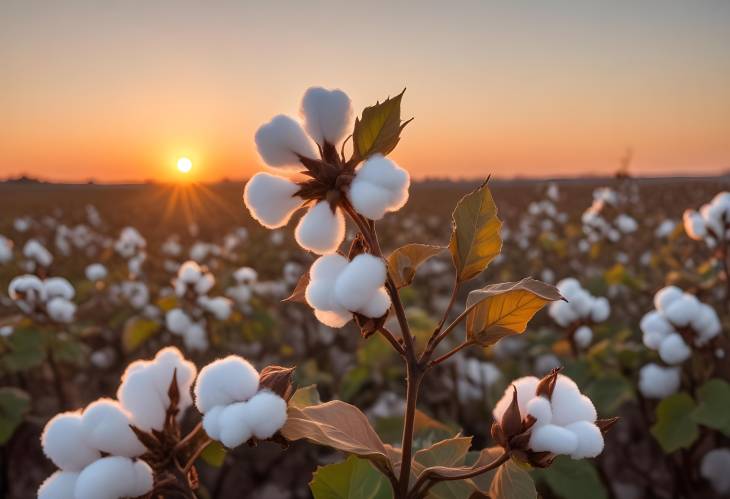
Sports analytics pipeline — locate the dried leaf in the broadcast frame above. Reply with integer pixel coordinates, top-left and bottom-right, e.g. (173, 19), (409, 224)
(283, 273), (310, 304)
(387, 243), (445, 288)
(259, 365), (296, 400)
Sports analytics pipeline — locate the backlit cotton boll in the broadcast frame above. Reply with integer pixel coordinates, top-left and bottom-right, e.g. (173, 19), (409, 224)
(255, 115), (318, 168)
(638, 363), (681, 399)
(683, 210), (706, 240)
(73, 456), (153, 499)
(294, 201), (346, 254)
(243, 172), (302, 228)
(42, 413), (101, 471)
(117, 347), (197, 432)
(348, 155), (410, 220)
(80, 399), (145, 457)
(194, 356), (260, 413)
(301, 87), (352, 147)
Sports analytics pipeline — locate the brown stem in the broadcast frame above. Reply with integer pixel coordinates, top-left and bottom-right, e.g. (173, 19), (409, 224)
(427, 340), (475, 368)
(398, 365), (423, 497)
(409, 451), (510, 498)
(378, 326), (405, 356)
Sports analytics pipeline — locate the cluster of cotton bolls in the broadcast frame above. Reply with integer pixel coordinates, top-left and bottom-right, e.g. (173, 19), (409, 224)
(580, 187), (638, 244)
(22, 239), (53, 271)
(225, 266), (258, 308)
(683, 192), (730, 248)
(453, 355), (502, 401)
(548, 278), (610, 349)
(194, 356), (288, 448)
(639, 286), (720, 365)
(38, 347), (196, 499)
(493, 374), (604, 459)
(55, 224), (97, 258)
(189, 241), (222, 264)
(165, 261), (232, 351)
(114, 227), (146, 275)
(109, 280), (151, 311)
(304, 253), (391, 327)
(0, 235), (13, 264)
(243, 86), (410, 254)
(8, 275), (76, 323)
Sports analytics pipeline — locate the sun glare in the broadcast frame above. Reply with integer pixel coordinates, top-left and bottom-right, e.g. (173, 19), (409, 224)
(177, 157), (192, 173)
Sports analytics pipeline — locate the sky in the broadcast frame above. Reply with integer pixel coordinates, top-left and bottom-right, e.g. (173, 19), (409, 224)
(2, 0), (729, 183)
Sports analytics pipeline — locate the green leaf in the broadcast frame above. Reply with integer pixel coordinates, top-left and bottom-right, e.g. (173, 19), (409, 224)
(310, 456), (393, 499)
(535, 456), (606, 499)
(465, 278), (563, 346)
(585, 375), (634, 416)
(0, 387), (31, 444)
(122, 317), (161, 354)
(387, 244), (445, 288)
(411, 436), (475, 499)
(200, 441), (227, 468)
(691, 378), (730, 436)
(351, 89), (412, 163)
(289, 385), (322, 410)
(1, 327), (46, 372)
(651, 392), (699, 453)
(489, 460), (537, 499)
(449, 181), (503, 282)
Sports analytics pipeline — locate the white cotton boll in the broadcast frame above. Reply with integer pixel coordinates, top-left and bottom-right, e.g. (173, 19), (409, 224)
(255, 114), (318, 167)
(638, 363), (681, 399)
(300, 86), (352, 146)
(38, 471), (79, 499)
(640, 311), (674, 348)
(529, 424), (579, 455)
(683, 209), (707, 240)
(218, 402), (254, 448)
(178, 261), (202, 283)
(44, 277), (75, 300)
(314, 308), (352, 327)
(549, 300), (579, 327)
(46, 297), (76, 323)
(202, 405), (225, 440)
(526, 397), (552, 427)
(227, 284), (253, 305)
(9, 275), (46, 305)
(654, 286), (684, 311)
(74, 456), (154, 499)
(615, 214), (638, 234)
(85, 263), (107, 282)
(195, 273), (216, 295)
(334, 254), (387, 312)
(311, 253), (348, 281)
(349, 155), (410, 220)
(24, 239), (53, 267)
(659, 333), (692, 365)
(701, 448), (730, 494)
(199, 296), (232, 320)
(0, 235), (13, 264)
(692, 304), (721, 344)
(565, 421), (604, 458)
(243, 172), (302, 229)
(234, 266), (258, 285)
(166, 308), (191, 335)
(358, 287), (391, 318)
(41, 412), (100, 471)
(294, 201), (346, 254)
(241, 390), (288, 439)
(590, 297), (610, 322)
(574, 326), (593, 349)
(80, 399), (145, 457)
(551, 376), (597, 425)
(194, 355), (260, 413)
(183, 322), (209, 352)
(569, 289), (593, 317)
(492, 376), (539, 422)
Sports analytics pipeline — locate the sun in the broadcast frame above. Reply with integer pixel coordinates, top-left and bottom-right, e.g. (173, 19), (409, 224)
(177, 157), (192, 173)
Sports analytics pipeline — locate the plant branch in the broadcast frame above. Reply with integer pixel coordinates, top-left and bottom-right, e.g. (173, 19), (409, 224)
(378, 326), (405, 356)
(409, 451), (510, 498)
(427, 340), (475, 368)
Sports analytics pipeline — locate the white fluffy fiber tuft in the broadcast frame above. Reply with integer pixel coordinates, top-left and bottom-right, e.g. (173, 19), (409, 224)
(41, 412), (101, 471)
(38, 471), (79, 499)
(255, 114), (318, 167)
(549, 279), (609, 327)
(294, 201), (346, 254)
(80, 399), (145, 457)
(244, 172), (302, 229)
(638, 363), (680, 399)
(701, 448), (730, 494)
(194, 355), (260, 413)
(73, 456), (153, 499)
(300, 87), (352, 147)
(349, 155), (410, 220)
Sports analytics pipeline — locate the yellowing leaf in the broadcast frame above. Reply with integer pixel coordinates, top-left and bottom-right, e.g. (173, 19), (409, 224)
(465, 278), (563, 346)
(352, 89), (412, 163)
(449, 181), (503, 282)
(122, 317), (161, 354)
(387, 244), (445, 288)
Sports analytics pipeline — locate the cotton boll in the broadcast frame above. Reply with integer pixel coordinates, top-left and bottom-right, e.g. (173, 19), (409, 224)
(526, 397), (552, 427)
(616, 214), (638, 234)
(529, 424), (579, 455)
(234, 267), (258, 285)
(550, 376), (597, 425)
(80, 399), (145, 457)
(654, 286), (684, 311)
(241, 390), (288, 439)
(255, 114), (318, 167)
(574, 326), (593, 349)
(24, 239), (53, 267)
(590, 297), (610, 322)
(218, 402), (254, 448)
(85, 263), (107, 282)
(683, 210), (706, 240)
(549, 300), (579, 327)
(202, 405), (225, 440)
(692, 304), (721, 344)
(349, 155), (410, 220)
(311, 253), (349, 282)
(565, 421), (604, 458)
(294, 201), (346, 254)
(243, 172), (302, 229)
(199, 296), (232, 320)
(300, 87), (352, 146)
(305, 254), (347, 311)
(358, 287), (391, 318)
(334, 254), (387, 312)
(74, 456), (153, 499)
(638, 363), (680, 399)
(38, 471), (79, 499)
(46, 297), (76, 323)
(568, 289), (593, 317)
(493, 376), (539, 422)
(166, 308), (191, 335)
(194, 355), (260, 413)
(314, 308), (351, 327)
(178, 261), (202, 284)
(41, 412), (101, 471)
(556, 278), (582, 299)
(195, 273), (216, 295)
(44, 277), (75, 300)
(640, 311), (673, 348)
(183, 322), (209, 352)
(701, 448), (730, 494)
(659, 333), (692, 365)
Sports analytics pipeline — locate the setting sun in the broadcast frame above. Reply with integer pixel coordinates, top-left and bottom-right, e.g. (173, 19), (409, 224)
(177, 157), (192, 173)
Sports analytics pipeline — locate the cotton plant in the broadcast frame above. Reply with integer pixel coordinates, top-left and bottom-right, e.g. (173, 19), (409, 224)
(235, 87), (614, 498)
(225, 266), (259, 308)
(114, 226), (146, 277)
(8, 274), (77, 324)
(22, 238), (53, 273)
(548, 278), (610, 352)
(37, 347), (294, 498)
(165, 260), (233, 351)
(580, 187), (638, 246)
(243, 86), (410, 255)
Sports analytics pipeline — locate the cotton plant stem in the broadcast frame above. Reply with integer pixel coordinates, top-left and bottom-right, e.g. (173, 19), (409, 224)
(427, 340), (475, 368)
(408, 451), (510, 498)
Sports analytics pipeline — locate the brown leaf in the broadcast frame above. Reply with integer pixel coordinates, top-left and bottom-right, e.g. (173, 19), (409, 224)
(283, 273), (309, 303)
(500, 387), (522, 439)
(258, 365), (296, 400)
(387, 243), (445, 288)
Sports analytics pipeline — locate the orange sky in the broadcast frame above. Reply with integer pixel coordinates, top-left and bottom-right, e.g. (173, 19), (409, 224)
(2, 1), (729, 183)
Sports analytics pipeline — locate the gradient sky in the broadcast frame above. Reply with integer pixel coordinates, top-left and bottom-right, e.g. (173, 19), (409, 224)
(2, 0), (729, 183)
